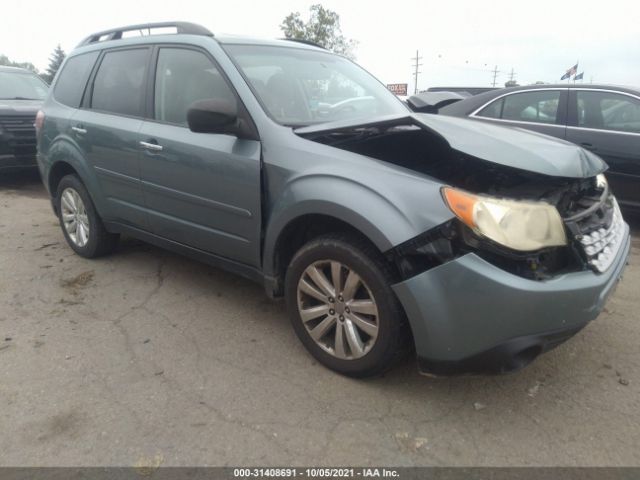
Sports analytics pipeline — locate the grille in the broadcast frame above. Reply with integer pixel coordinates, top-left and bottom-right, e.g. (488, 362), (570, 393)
(572, 197), (625, 273)
(0, 115), (36, 135)
(0, 115), (37, 152)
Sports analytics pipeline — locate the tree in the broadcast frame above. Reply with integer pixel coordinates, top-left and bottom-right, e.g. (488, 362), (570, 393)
(43, 45), (66, 84)
(0, 54), (39, 74)
(280, 4), (357, 59)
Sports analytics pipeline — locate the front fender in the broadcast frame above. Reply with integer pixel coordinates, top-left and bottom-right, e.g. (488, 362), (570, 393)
(262, 172), (452, 277)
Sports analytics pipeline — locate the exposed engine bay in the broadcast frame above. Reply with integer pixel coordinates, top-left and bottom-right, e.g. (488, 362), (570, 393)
(296, 119), (616, 281)
(299, 123), (600, 210)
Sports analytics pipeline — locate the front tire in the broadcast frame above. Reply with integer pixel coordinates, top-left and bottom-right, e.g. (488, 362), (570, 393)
(56, 174), (118, 258)
(285, 233), (411, 378)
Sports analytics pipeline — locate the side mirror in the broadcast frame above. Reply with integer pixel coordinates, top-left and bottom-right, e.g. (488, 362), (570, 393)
(187, 99), (238, 134)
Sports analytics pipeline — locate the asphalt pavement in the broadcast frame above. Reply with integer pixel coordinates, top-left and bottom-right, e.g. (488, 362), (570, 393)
(0, 171), (638, 466)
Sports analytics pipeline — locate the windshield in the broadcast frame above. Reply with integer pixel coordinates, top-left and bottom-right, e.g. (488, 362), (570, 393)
(223, 45), (408, 126)
(0, 71), (49, 100)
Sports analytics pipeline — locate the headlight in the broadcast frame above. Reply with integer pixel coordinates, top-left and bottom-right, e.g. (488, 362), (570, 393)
(441, 186), (567, 251)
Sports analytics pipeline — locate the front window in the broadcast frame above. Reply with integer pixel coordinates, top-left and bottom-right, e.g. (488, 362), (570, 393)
(154, 48), (235, 126)
(577, 91), (640, 133)
(0, 70), (48, 100)
(223, 45), (407, 126)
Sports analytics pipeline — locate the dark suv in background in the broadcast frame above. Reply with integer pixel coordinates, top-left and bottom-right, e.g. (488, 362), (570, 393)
(36, 22), (630, 378)
(0, 66), (48, 171)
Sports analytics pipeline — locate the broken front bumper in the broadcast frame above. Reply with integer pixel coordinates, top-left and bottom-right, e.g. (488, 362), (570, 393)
(392, 222), (631, 375)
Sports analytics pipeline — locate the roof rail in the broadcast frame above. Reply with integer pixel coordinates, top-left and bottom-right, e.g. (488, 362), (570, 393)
(77, 22), (213, 47)
(280, 38), (326, 50)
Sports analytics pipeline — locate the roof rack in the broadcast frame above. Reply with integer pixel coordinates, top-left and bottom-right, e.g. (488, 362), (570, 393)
(280, 38), (326, 50)
(77, 22), (213, 47)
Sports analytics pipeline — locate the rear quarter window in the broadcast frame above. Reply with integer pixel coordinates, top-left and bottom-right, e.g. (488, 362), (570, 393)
(476, 98), (503, 118)
(53, 51), (99, 108)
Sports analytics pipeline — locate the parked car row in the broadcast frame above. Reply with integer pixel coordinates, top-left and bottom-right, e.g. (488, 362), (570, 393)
(408, 84), (640, 212)
(33, 22), (630, 377)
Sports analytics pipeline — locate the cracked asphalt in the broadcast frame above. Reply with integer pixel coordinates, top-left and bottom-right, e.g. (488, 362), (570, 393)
(1, 171), (639, 467)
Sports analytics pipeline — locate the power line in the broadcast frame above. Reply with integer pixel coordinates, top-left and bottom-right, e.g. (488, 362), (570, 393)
(410, 50), (423, 94)
(491, 65), (500, 87)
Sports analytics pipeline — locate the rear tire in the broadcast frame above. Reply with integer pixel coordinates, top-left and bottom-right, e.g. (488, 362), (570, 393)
(56, 174), (118, 258)
(285, 233), (411, 378)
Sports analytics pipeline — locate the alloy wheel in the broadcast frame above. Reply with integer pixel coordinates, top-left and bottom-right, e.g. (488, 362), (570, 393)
(60, 187), (90, 247)
(297, 260), (379, 360)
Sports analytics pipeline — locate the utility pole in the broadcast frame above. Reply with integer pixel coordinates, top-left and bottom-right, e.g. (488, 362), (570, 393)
(411, 50), (423, 94)
(508, 68), (516, 83)
(491, 65), (500, 87)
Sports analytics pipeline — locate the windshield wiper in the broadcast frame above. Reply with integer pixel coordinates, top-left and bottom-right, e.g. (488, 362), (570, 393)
(296, 126), (386, 145)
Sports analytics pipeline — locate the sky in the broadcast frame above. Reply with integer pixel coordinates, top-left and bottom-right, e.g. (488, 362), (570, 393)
(2, 0), (640, 91)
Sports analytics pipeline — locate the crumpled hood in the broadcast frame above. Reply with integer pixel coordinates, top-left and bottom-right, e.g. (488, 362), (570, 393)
(295, 113), (607, 179)
(0, 99), (42, 116)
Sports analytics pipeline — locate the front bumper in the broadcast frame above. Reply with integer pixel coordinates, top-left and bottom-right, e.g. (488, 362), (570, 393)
(392, 222), (631, 375)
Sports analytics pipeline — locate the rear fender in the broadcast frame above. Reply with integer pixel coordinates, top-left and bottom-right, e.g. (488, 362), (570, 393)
(46, 135), (107, 214)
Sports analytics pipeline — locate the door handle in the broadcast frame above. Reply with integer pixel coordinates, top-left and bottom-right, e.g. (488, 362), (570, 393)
(581, 142), (597, 151)
(139, 140), (163, 152)
(71, 126), (87, 135)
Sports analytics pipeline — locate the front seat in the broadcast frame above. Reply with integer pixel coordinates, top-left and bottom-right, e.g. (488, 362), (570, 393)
(265, 73), (309, 122)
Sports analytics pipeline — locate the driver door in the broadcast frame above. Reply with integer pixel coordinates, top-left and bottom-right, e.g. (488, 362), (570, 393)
(138, 46), (262, 266)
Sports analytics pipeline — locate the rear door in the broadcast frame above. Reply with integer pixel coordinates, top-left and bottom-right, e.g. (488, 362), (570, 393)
(471, 89), (568, 140)
(138, 45), (262, 266)
(70, 47), (151, 227)
(566, 89), (640, 209)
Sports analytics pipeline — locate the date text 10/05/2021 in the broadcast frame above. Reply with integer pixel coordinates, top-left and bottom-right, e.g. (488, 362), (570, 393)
(233, 468), (400, 478)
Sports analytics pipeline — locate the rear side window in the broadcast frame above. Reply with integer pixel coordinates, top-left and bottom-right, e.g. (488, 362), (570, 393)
(478, 90), (561, 124)
(154, 48), (235, 126)
(476, 98), (503, 119)
(91, 48), (149, 117)
(53, 51), (99, 107)
(577, 91), (640, 133)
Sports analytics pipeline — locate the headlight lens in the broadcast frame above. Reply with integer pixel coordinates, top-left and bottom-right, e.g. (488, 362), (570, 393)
(442, 187), (567, 251)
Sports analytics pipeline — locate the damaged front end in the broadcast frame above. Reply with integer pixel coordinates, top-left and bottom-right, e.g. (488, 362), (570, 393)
(386, 173), (622, 283)
(296, 113), (630, 375)
(295, 113), (618, 282)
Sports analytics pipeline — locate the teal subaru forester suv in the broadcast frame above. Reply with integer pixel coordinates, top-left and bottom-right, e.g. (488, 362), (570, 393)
(36, 22), (630, 377)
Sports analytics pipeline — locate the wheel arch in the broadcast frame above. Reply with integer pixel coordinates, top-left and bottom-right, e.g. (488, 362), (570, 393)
(45, 137), (105, 215)
(262, 176), (421, 297)
(48, 161), (78, 199)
